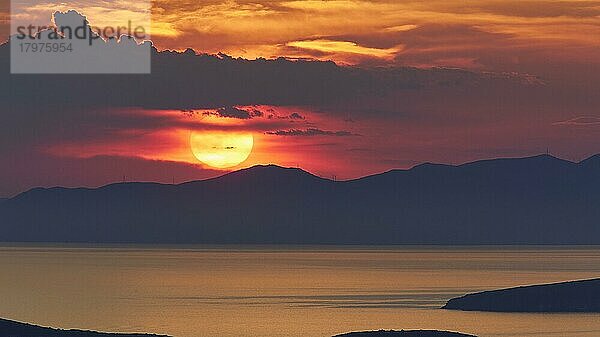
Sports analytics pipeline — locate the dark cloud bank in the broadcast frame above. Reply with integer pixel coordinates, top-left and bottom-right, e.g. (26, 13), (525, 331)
(0, 37), (559, 146)
(0, 42), (515, 109)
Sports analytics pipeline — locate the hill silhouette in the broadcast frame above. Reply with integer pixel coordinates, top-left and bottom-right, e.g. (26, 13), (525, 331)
(443, 278), (600, 312)
(0, 154), (599, 244)
(0, 318), (167, 337)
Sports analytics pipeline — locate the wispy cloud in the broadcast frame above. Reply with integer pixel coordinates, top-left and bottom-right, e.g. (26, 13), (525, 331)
(265, 128), (359, 136)
(203, 106), (264, 119)
(553, 116), (600, 126)
(286, 39), (402, 61)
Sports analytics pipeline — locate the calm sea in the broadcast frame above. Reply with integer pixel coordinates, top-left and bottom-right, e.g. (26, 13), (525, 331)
(1, 245), (600, 337)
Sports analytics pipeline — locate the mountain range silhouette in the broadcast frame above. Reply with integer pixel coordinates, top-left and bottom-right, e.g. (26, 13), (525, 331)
(1, 154), (599, 244)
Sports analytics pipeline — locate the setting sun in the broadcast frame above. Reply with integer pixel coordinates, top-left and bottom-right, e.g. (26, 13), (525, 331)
(190, 131), (254, 168)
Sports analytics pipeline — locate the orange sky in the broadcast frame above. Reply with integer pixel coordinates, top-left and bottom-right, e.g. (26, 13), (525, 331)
(3, 0), (600, 71)
(151, 0), (600, 71)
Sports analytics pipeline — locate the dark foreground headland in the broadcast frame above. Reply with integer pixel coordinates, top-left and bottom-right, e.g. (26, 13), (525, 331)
(443, 278), (600, 312)
(0, 318), (169, 337)
(0, 318), (478, 337)
(334, 330), (476, 337)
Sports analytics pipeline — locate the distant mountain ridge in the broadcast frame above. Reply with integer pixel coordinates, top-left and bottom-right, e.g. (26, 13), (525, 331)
(1, 154), (599, 244)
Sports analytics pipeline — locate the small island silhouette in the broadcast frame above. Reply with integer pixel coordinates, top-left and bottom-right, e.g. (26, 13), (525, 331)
(443, 278), (600, 312)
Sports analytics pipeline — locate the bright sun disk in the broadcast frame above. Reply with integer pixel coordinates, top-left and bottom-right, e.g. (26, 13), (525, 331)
(190, 131), (254, 169)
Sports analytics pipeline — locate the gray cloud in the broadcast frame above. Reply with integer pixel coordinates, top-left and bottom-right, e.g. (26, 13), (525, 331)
(201, 106), (264, 119)
(267, 112), (306, 120)
(265, 128), (358, 137)
(553, 116), (600, 126)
